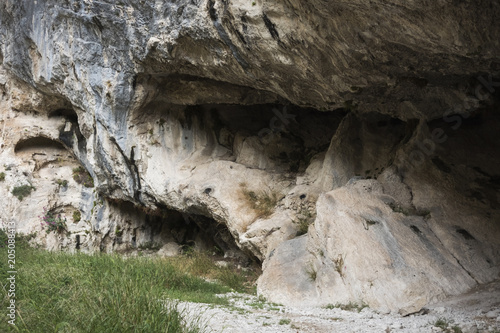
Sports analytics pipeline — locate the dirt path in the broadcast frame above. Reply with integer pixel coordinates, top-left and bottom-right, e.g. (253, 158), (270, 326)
(180, 280), (500, 332)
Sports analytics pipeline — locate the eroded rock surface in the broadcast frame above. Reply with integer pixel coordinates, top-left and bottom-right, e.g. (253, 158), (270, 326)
(1, 0), (499, 314)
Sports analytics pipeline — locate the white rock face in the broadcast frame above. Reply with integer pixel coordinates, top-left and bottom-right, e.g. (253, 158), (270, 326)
(258, 111), (500, 312)
(1, 0), (499, 314)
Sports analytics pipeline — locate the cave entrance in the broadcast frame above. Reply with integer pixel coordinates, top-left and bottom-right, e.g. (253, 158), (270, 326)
(104, 199), (258, 266)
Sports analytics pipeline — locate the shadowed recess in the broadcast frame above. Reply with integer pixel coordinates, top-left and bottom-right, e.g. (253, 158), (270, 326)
(14, 136), (67, 153)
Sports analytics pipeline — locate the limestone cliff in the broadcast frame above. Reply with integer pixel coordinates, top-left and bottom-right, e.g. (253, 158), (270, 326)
(0, 0), (499, 314)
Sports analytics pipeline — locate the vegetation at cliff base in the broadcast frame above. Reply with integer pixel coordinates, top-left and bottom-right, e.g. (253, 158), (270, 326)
(0, 231), (255, 332)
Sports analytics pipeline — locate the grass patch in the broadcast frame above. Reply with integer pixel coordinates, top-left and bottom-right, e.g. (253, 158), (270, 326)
(434, 318), (449, 330)
(56, 179), (68, 187)
(246, 295), (282, 311)
(0, 232), (257, 332)
(73, 210), (81, 223)
(433, 318), (463, 332)
(72, 166), (94, 188)
(241, 184), (280, 218)
(11, 184), (35, 201)
(306, 265), (317, 281)
(324, 302), (368, 313)
(0, 172), (5, 181)
(279, 318), (291, 325)
(155, 250), (256, 294)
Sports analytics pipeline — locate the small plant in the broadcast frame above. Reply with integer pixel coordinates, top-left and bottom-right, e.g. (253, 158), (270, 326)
(40, 207), (67, 234)
(72, 166), (94, 188)
(279, 319), (291, 325)
(241, 184), (280, 218)
(433, 318), (462, 332)
(326, 302), (368, 313)
(73, 210), (81, 223)
(115, 226), (123, 237)
(434, 318), (450, 330)
(56, 179), (68, 187)
(306, 265), (317, 281)
(12, 184), (36, 201)
(293, 207), (315, 236)
(252, 1), (256, 5)
(334, 254), (346, 277)
(341, 302), (367, 312)
(0, 172), (5, 181)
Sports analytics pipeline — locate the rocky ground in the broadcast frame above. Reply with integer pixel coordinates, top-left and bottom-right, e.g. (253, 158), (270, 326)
(179, 280), (500, 333)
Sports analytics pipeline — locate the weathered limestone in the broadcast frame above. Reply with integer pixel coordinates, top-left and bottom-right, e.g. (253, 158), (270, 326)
(1, 0), (499, 314)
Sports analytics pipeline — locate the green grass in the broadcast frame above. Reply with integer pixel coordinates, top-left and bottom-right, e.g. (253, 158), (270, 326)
(0, 172), (5, 181)
(306, 265), (317, 281)
(56, 179), (68, 187)
(11, 185), (35, 201)
(73, 210), (81, 223)
(433, 317), (463, 332)
(0, 232), (256, 332)
(170, 250), (256, 294)
(434, 318), (449, 330)
(279, 318), (291, 325)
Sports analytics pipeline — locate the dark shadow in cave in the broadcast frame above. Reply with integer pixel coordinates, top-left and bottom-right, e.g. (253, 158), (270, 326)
(48, 108), (78, 122)
(14, 136), (67, 153)
(105, 199), (259, 266)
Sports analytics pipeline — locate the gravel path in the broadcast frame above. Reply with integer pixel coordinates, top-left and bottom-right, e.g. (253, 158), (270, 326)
(180, 280), (500, 332)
